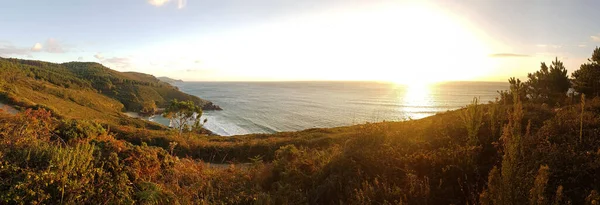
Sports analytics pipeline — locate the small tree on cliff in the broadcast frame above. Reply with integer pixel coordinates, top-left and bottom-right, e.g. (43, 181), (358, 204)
(163, 99), (205, 134)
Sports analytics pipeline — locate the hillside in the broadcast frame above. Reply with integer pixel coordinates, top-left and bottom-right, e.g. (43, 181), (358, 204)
(2, 94), (600, 204)
(2, 51), (600, 204)
(158, 76), (184, 84)
(0, 57), (221, 119)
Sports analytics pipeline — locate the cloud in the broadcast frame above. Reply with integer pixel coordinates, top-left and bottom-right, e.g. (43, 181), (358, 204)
(44, 38), (65, 53)
(592, 34), (600, 42)
(194, 60), (202, 64)
(103, 57), (132, 69)
(0, 43), (30, 56)
(579, 44), (587, 48)
(177, 0), (186, 9)
(536, 44), (561, 48)
(184, 68), (215, 74)
(147, 0), (170, 6)
(94, 53), (104, 60)
(0, 39), (69, 56)
(78, 57), (84, 61)
(95, 53), (131, 69)
(489, 53), (530, 58)
(147, 0), (186, 9)
(31, 43), (43, 51)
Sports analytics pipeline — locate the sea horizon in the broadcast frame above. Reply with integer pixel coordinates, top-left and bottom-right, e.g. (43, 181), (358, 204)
(145, 81), (510, 136)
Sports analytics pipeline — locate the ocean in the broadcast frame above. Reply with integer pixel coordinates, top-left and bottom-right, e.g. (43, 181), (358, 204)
(151, 81), (508, 136)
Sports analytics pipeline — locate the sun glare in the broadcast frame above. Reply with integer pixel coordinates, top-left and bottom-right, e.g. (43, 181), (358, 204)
(136, 1), (495, 82)
(372, 2), (493, 85)
(397, 81), (433, 119)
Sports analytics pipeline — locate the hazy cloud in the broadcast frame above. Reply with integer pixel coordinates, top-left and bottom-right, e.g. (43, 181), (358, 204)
(0, 39), (69, 56)
(103, 57), (131, 69)
(95, 53), (131, 69)
(31, 43), (43, 51)
(45, 38), (65, 53)
(78, 57), (84, 61)
(194, 60), (202, 64)
(536, 44), (561, 48)
(177, 0), (186, 9)
(147, 0), (186, 9)
(579, 44), (587, 48)
(592, 34), (600, 42)
(489, 53), (530, 58)
(0, 43), (30, 56)
(94, 53), (104, 60)
(147, 0), (170, 6)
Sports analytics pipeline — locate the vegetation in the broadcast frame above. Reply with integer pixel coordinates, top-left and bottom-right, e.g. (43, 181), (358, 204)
(572, 47), (600, 97)
(1, 48), (600, 204)
(163, 99), (206, 134)
(0, 57), (221, 116)
(527, 58), (570, 105)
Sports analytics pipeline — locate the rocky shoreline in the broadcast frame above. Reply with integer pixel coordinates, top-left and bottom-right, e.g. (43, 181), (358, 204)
(202, 101), (223, 111)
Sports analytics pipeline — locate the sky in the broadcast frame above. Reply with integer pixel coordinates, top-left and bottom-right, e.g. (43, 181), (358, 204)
(1, 0), (600, 83)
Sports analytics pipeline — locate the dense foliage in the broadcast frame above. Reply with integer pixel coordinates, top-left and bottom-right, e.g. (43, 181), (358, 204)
(163, 99), (206, 134)
(572, 47), (600, 97)
(527, 58), (570, 105)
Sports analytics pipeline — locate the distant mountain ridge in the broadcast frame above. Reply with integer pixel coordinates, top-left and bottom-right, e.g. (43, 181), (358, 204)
(0, 57), (221, 120)
(157, 76), (184, 84)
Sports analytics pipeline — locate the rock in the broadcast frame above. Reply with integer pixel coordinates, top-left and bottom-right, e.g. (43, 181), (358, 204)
(202, 102), (223, 111)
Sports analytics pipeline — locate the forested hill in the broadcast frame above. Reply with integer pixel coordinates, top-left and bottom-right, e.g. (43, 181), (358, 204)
(0, 57), (221, 115)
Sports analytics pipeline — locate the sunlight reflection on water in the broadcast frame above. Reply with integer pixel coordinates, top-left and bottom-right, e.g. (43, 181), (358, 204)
(399, 83), (434, 120)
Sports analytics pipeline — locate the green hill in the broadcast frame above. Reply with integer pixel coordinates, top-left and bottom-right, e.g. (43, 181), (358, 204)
(0, 57), (220, 121)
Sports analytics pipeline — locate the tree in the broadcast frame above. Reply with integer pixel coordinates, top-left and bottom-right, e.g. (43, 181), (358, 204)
(498, 77), (527, 105)
(162, 99), (205, 134)
(572, 47), (600, 97)
(526, 57), (570, 104)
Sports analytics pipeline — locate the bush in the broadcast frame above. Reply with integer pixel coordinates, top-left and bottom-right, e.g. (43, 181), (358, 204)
(56, 119), (106, 143)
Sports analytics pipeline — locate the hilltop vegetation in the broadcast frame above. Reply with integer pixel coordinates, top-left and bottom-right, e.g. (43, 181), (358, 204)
(2, 48), (600, 204)
(0, 57), (221, 116)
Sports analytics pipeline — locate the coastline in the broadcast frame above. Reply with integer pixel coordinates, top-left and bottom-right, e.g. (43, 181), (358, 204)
(124, 111), (220, 136)
(169, 81), (507, 136)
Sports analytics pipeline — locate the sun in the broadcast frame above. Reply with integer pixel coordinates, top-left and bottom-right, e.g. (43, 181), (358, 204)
(367, 2), (494, 85)
(153, 1), (495, 82)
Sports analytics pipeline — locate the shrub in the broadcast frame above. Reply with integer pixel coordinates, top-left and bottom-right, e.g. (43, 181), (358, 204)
(56, 119), (106, 143)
